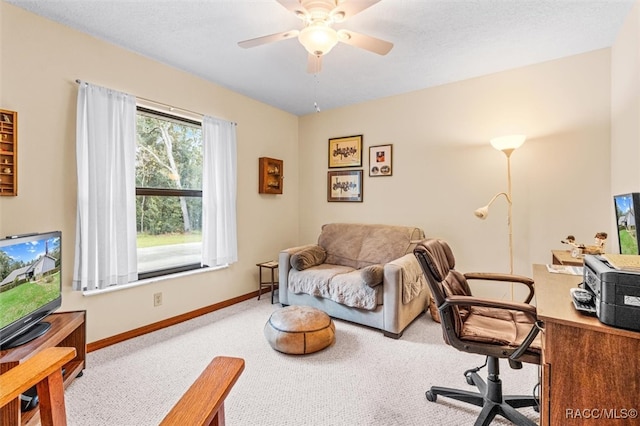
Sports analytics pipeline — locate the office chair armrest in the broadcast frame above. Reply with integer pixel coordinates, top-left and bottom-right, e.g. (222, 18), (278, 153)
(509, 320), (543, 362)
(463, 272), (535, 303)
(444, 295), (537, 316)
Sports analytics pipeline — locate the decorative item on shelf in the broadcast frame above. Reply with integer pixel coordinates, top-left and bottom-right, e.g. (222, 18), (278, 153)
(474, 134), (526, 299)
(328, 135), (362, 168)
(0, 108), (17, 196)
(258, 157), (283, 194)
(369, 144), (392, 177)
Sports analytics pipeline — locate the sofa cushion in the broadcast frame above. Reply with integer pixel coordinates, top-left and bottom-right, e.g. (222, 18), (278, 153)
(360, 264), (384, 287)
(290, 245), (327, 271)
(288, 264), (380, 311)
(328, 269), (378, 310)
(318, 223), (424, 269)
(288, 264), (354, 300)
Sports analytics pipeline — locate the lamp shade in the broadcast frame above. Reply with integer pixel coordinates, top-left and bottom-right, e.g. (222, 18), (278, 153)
(490, 134), (526, 152)
(474, 206), (489, 219)
(299, 23), (338, 56)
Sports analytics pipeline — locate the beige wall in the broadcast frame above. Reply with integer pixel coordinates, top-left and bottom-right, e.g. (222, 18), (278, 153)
(0, 3), (300, 343)
(611, 1), (640, 252)
(2, 1), (635, 341)
(299, 50), (612, 299)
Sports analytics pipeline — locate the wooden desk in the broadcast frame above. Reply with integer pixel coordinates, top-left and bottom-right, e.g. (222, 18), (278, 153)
(534, 265), (640, 425)
(551, 249), (584, 266)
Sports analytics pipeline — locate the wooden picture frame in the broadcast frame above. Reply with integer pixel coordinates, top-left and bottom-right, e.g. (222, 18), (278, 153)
(328, 135), (362, 168)
(369, 144), (392, 177)
(327, 170), (363, 202)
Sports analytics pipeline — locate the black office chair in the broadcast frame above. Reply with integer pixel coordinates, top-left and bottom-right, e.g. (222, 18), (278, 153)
(414, 238), (541, 426)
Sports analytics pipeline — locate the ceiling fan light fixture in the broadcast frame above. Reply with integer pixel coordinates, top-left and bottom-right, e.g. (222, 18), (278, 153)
(337, 30), (351, 41)
(299, 23), (338, 56)
(331, 10), (346, 22)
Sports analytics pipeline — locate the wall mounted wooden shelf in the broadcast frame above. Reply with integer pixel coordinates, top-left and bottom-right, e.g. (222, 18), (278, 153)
(0, 109), (17, 196)
(259, 157), (283, 194)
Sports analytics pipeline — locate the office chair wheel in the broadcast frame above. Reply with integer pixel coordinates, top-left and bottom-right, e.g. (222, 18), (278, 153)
(425, 390), (437, 402)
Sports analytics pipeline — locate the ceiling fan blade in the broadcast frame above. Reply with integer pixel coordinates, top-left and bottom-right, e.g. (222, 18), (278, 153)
(238, 30), (300, 49)
(333, 0), (381, 20)
(307, 54), (322, 74)
(276, 0), (308, 16)
(337, 29), (393, 55)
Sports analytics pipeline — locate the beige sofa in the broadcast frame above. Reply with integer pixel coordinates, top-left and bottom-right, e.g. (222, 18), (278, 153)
(278, 223), (431, 338)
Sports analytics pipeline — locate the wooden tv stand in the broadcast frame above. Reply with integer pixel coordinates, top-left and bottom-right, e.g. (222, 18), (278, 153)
(0, 310), (86, 426)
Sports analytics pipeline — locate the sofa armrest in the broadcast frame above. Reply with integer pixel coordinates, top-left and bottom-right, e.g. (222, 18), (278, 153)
(278, 244), (320, 305)
(387, 253), (428, 303)
(382, 253), (430, 332)
(280, 244), (321, 257)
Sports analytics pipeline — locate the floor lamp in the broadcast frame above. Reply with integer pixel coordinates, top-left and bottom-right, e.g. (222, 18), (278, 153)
(474, 134), (526, 299)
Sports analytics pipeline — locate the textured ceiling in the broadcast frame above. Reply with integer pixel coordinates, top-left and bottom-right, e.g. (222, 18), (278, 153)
(6, 0), (636, 116)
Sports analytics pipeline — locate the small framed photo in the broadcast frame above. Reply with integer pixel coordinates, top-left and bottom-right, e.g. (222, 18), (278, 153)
(369, 144), (392, 176)
(327, 170), (363, 202)
(328, 135), (363, 168)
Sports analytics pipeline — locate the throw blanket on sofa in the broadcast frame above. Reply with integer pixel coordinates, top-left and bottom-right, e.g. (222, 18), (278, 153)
(288, 265), (379, 310)
(319, 224), (422, 269)
(396, 257), (427, 304)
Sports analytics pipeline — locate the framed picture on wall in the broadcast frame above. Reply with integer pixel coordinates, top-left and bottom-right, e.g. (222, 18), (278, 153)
(327, 170), (363, 202)
(328, 135), (363, 168)
(369, 144), (392, 176)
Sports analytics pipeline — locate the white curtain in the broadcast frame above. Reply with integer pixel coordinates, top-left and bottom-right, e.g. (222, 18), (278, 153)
(73, 82), (138, 291)
(202, 116), (238, 266)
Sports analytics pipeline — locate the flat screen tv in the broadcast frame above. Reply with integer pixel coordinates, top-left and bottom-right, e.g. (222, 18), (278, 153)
(0, 231), (62, 350)
(613, 193), (640, 255)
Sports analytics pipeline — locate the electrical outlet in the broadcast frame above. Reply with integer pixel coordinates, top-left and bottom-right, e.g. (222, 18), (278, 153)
(153, 292), (162, 307)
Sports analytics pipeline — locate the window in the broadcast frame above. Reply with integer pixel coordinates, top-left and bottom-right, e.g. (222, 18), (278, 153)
(136, 107), (203, 279)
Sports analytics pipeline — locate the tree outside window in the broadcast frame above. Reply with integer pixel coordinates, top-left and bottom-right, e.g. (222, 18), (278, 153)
(135, 108), (203, 278)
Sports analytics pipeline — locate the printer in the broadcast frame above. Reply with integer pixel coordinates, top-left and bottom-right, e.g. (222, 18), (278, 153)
(583, 254), (640, 332)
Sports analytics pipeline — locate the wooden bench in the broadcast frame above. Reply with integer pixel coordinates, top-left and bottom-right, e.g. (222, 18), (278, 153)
(1, 350), (244, 426)
(160, 356), (245, 426)
(0, 346), (76, 426)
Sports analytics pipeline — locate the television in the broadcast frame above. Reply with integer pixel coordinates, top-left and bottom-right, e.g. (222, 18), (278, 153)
(613, 193), (640, 255)
(0, 231), (62, 350)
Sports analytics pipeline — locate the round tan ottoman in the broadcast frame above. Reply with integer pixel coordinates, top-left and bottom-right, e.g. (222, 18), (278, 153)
(264, 305), (335, 354)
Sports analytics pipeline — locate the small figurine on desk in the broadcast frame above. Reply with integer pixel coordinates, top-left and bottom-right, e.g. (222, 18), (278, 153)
(593, 232), (607, 250)
(561, 235), (584, 258)
(561, 232), (607, 257)
(561, 235), (579, 247)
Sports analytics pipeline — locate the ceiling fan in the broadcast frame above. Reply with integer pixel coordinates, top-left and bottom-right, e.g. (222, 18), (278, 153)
(238, 0), (393, 73)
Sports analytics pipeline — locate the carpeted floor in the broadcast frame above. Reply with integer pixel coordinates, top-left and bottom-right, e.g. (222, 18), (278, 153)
(64, 296), (539, 425)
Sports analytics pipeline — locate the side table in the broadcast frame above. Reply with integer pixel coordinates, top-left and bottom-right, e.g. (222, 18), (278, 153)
(257, 261), (279, 304)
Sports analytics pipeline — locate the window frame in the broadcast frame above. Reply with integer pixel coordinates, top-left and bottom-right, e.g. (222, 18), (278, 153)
(135, 106), (205, 280)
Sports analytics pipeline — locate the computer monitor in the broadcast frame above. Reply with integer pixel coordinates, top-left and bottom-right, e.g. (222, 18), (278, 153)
(613, 193), (640, 255)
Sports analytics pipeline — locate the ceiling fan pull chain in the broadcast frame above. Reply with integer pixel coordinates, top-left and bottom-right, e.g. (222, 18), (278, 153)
(314, 73), (321, 112)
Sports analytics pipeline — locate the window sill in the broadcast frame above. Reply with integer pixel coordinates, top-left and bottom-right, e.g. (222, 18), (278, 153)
(82, 264), (228, 297)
